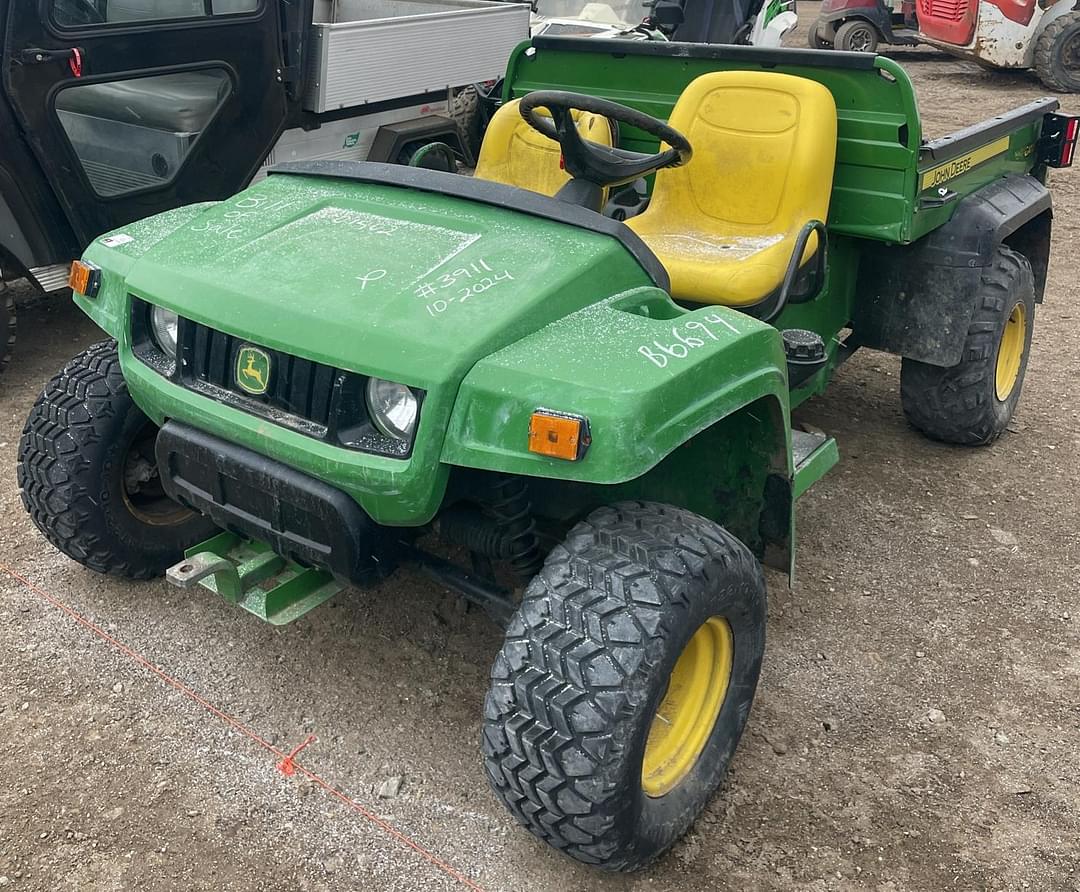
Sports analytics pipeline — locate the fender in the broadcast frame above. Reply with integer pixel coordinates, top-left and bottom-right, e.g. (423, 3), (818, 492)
(443, 287), (791, 483)
(0, 219), (52, 295)
(0, 243), (34, 291)
(442, 287), (794, 562)
(852, 174), (1051, 367)
(367, 115), (474, 167)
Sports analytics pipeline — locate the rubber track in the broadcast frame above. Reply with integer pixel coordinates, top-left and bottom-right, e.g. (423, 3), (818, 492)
(900, 246), (1033, 446)
(18, 340), (160, 578)
(481, 500), (762, 869)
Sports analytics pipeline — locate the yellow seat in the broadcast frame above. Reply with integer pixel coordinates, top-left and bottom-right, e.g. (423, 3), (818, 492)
(474, 98), (616, 199)
(627, 72), (837, 307)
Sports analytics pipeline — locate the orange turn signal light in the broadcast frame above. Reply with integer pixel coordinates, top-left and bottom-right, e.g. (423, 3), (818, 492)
(528, 410), (591, 461)
(68, 260), (101, 298)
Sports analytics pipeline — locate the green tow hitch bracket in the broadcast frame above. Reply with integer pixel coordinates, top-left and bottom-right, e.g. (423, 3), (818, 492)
(165, 532), (342, 625)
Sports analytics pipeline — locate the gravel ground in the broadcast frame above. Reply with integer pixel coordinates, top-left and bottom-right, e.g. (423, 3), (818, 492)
(2, 11), (1079, 890)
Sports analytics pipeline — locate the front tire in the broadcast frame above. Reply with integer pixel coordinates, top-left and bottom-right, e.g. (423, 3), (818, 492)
(482, 501), (767, 870)
(18, 340), (216, 577)
(900, 246), (1036, 446)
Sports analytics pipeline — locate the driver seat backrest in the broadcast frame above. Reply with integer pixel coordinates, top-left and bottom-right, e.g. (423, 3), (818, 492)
(474, 98), (616, 199)
(626, 71), (837, 308)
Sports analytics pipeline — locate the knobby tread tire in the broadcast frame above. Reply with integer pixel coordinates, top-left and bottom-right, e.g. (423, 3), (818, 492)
(900, 246), (1035, 446)
(449, 85), (482, 162)
(18, 340), (214, 577)
(482, 501), (766, 871)
(1034, 12), (1080, 93)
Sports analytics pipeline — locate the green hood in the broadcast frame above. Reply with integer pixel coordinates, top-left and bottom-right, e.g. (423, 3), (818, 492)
(116, 172), (654, 389)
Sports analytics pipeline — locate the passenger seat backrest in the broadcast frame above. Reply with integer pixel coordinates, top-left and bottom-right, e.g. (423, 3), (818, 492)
(650, 71), (837, 238)
(474, 99), (615, 198)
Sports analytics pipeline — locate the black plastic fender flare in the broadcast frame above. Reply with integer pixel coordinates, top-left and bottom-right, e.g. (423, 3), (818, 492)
(366, 115), (475, 168)
(852, 174), (1052, 368)
(913, 175), (1051, 276)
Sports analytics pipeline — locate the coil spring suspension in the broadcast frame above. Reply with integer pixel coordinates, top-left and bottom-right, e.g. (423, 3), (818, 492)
(485, 475), (542, 582)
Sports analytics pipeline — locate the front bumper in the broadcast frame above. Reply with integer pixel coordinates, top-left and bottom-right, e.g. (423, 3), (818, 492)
(119, 343), (451, 527)
(156, 421), (399, 583)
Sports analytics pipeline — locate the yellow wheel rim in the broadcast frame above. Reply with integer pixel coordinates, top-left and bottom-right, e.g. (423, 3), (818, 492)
(995, 302), (1027, 402)
(641, 617), (733, 798)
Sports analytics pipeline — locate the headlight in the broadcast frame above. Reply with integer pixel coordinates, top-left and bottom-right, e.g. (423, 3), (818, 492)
(366, 378), (418, 441)
(150, 306), (179, 359)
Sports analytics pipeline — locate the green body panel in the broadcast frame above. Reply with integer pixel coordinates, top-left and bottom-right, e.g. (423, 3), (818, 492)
(78, 170), (786, 524)
(84, 174), (650, 384)
(910, 119), (1048, 241)
(772, 237), (861, 408)
(444, 288), (791, 483)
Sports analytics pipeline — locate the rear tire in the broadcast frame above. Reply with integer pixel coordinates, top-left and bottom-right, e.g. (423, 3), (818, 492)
(18, 340), (216, 577)
(834, 19), (880, 53)
(449, 85), (483, 164)
(900, 246), (1036, 446)
(1033, 12), (1080, 93)
(482, 501), (767, 870)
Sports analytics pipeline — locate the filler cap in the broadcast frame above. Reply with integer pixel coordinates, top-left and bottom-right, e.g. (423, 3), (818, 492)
(782, 328), (826, 365)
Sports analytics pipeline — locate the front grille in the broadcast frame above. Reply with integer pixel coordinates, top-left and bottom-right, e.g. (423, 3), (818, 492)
(186, 323), (342, 429)
(130, 297), (419, 458)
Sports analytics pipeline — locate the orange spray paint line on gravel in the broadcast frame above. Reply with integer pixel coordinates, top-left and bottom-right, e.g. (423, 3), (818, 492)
(277, 733), (316, 777)
(0, 561), (487, 892)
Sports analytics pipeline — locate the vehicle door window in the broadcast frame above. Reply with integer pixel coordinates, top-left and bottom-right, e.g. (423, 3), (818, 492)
(51, 0), (259, 28)
(54, 69), (232, 197)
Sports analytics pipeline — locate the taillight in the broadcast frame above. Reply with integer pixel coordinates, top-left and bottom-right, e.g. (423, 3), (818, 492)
(1039, 113), (1080, 168)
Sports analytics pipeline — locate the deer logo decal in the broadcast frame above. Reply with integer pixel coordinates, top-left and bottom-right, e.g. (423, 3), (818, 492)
(235, 346), (271, 395)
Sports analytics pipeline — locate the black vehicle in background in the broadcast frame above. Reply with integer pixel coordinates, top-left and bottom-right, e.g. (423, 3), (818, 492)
(0, 0), (524, 373)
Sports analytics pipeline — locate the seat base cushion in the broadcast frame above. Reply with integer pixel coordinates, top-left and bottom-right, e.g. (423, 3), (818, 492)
(626, 223), (819, 307)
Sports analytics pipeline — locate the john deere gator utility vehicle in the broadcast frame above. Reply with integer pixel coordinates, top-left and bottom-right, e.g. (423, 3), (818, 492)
(19, 36), (1076, 870)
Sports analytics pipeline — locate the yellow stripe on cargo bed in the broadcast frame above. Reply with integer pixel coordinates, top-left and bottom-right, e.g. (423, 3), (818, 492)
(920, 136), (1010, 190)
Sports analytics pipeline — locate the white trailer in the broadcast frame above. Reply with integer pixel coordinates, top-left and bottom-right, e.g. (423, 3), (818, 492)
(256, 0), (529, 175)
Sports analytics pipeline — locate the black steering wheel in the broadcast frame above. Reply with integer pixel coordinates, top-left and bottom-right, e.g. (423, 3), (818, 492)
(519, 90), (692, 188)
